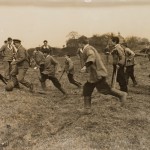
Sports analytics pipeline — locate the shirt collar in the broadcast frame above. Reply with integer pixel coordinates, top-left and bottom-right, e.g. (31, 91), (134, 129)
(115, 44), (120, 48)
(18, 45), (22, 49)
(46, 54), (50, 58)
(83, 44), (89, 51)
(7, 44), (13, 49)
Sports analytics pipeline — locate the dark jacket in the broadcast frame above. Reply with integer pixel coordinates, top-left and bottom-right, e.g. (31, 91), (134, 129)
(15, 45), (29, 68)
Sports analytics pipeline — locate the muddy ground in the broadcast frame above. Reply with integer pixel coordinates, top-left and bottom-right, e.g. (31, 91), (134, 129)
(0, 55), (150, 150)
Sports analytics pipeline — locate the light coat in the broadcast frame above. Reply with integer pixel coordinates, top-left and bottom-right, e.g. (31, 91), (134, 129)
(0, 44), (15, 61)
(82, 44), (108, 83)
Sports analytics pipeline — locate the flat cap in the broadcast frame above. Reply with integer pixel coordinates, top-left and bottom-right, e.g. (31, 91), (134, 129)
(13, 39), (21, 43)
(7, 37), (12, 41)
(4, 40), (7, 43)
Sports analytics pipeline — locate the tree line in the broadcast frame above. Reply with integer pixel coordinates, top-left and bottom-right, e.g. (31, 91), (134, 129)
(1, 31), (149, 59)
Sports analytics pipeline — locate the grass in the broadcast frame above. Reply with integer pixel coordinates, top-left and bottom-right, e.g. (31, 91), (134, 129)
(0, 55), (150, 150)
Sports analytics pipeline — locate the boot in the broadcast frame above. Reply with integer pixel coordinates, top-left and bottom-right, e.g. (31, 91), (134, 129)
(133, 80), (138, 87)
(111, 88), (127, 106)
(58, 87), (68, 98)
(78, 97), (92, 115)
(40, 81), (47, 91)
(29, 83), (34, 93)
(58, 87), (66, 94)
(14, 83), (20, 89)
(84, 96), (91, 109)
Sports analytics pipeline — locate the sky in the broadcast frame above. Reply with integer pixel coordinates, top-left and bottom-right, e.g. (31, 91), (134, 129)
(0, 0), (150, 48)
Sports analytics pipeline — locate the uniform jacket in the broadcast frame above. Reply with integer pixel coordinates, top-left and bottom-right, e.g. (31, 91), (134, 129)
(33, 50), (45, 66)
(111, 44), (126, 66)
(0, 44), (15, 61)
(64, 57), (74, 74)
(15, 45), (29, 68)
(82, 44), (108, 83)
(124, 47), (135, 66)
(42, 55), (59, 76)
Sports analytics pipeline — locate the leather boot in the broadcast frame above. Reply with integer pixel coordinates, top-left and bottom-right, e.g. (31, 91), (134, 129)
(29, 83), (34, 93)
(84, 96), (91, 109)
(81, 96), (92, 114)
(58, 87), (68, 99)
(133, 80), (138, 87)
(111, 88), (127, 106)
(40, 81), (47, 91)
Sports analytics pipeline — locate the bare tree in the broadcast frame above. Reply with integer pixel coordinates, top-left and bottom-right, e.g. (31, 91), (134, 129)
(67, 31), (79, 39)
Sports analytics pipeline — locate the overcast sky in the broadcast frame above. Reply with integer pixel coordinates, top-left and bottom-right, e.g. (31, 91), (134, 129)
(0, 0), (150, 48)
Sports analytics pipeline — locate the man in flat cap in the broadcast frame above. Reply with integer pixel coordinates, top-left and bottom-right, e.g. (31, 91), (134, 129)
(41, 40), (52, 55)
(111, 36), (128, 93)
(121, 42), (137, 86)
(64, 54), (82, 88)
(10, 39), (33, 92)
(33, 47), (47, 90)
(78, 36), (127, 114)
(0, 37), (15, 80)
(41, 49), (67, 97)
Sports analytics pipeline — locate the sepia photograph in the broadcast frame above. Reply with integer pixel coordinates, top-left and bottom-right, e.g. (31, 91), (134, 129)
(0, 0), (150, 149)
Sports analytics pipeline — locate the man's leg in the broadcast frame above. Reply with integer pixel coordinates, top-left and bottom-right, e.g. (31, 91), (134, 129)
(3, 61), (10, 80)
(11, 65), (19, 88)
(67, 73), (81, 87)
(96, 77), (112, 95)
(125, 67), (130, 85)
(39, 64), (47, 90)
(17, 68), (33, 92)
(95, 77), (127, 106)
(117, 66), (128, 92)
(129, 65), (137, 86)
(82, 82), (96, 114)
(49, 76), (67, 95)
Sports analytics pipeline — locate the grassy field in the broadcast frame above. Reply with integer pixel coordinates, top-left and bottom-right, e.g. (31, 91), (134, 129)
(0, 55), (150, 150)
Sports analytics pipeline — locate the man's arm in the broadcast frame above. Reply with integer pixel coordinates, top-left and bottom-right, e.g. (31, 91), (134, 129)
(0, 45), (6, 57)
(0, 45), (6, 52)
(116, 45), (126, 66)
(15, 49), (26, 64)
(125, 48), (135, 60)
(51, 56), (61, 72)
(0, 74), (7, 84)
(68, 59), (74, 70)
(85, 48), (95, 67)
(80, 48), (96, 73)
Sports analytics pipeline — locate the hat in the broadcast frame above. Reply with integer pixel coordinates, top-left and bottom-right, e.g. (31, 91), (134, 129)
(77, 36), (89, 44)
(4, 40), (7, 43)
(7, 37), (12, 41)
(13, 39), (21, 43)
(43, 40), (48, 43)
